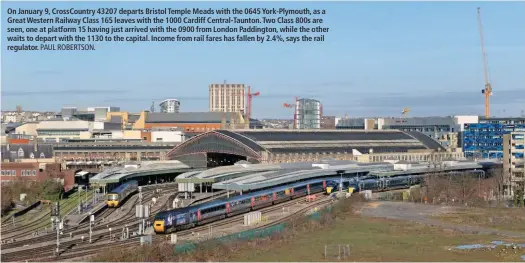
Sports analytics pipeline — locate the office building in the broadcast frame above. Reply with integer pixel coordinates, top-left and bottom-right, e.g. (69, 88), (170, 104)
(464, 117), (525, 159)
(503, 132), (525, 197)
(209, 83), (246, 113)
(295, 98), (322, 129)
(159, 99), (181, 113)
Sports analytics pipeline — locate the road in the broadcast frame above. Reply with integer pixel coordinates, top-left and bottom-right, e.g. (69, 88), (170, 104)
(359, 201), (525, 239)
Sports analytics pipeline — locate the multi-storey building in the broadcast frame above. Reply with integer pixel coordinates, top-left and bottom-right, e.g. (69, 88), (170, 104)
(295, 98), (322, 129)
(503, 132), (525, 197)
(336, 116), (463, 151)
(209, 83), (246, 113)
(159, 99), (181, 113)
(464, 117), (525, 159)
(320, 116), (336, 129)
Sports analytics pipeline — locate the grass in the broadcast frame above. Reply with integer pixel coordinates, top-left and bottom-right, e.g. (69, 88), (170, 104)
(432, 207), (525, 233)
(232, 216), (524, 262)
(91, 196), (525, 262)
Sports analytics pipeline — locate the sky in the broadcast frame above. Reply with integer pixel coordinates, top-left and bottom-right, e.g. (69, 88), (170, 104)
(2, 1), (525, 119)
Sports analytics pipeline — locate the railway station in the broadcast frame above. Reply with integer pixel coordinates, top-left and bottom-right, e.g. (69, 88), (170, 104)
(166, 129), (461, 168)
(88, 160), (192, 193)
(175, 158), (500, 197)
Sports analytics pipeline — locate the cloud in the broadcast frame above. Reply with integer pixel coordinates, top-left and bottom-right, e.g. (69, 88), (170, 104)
(2, 89), (126, 96)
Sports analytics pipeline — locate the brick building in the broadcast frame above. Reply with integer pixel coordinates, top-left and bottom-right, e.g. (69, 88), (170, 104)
(0, 162), (75, 191)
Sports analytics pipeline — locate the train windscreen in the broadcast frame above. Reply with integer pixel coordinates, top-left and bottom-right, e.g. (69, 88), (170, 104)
(107, 194), (118, 200)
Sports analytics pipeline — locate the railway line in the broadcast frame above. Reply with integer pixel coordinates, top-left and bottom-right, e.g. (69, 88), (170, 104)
(0, 185), (174, 251)
(1, 192), (90, 238)
(11, 193), (332, 262)
(1, 186), (177, 262)
(2, 180), (331, 262)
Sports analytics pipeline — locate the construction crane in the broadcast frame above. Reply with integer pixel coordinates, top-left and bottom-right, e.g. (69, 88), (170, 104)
(401, 108), (410, 118)
(245, 86), (259, 123)
(477, 7), (493, 118)
(283, 97), (298, 129)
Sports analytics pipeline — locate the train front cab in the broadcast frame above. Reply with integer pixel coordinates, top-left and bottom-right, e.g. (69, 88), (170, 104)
(106, 193), (120, 207)
(154, 219), (165, 234)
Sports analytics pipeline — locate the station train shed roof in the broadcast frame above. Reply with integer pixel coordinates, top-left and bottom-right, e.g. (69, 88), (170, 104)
(208, 159), (497, 192)
(166, 129), (447, 168)
(89, 160), (193, 185)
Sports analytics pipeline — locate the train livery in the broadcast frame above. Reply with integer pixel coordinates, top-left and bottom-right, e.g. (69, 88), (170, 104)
(326, 174), (426, 194)
(153, 177), (342, 234)
(106, 180), (139, 208)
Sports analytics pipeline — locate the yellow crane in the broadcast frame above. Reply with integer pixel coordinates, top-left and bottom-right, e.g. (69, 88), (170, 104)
(477, 7), (493, 119)
(401, 108), (410, 118)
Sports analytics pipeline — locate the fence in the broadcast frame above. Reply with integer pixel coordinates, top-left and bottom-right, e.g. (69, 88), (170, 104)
(174, 203), (335, 255)
(174, 223), (286, 254)
(324, 244), (350, 260)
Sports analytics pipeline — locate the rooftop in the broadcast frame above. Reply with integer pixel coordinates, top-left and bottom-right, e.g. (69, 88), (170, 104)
(89, 160), (191, 184)
(145, 112), (243, 123)
(212, 159), (495, 191)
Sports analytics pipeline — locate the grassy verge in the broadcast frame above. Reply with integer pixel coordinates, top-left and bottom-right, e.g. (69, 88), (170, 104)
(432, 206), (525, 233)
(233, 216), (523, 262)
(90, 195), (525, 262)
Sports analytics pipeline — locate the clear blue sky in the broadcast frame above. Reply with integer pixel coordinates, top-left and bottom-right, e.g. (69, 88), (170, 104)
(2, 1), (524, 119)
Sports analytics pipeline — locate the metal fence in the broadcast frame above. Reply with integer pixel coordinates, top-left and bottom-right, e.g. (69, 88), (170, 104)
(324, 244), (350, 260)
(174, 223), (286, 254)
(174, 203), (335, 255)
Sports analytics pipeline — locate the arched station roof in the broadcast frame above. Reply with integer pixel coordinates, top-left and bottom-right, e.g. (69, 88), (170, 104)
(166, 130), (265, 161)
(166, 129), (446, 164)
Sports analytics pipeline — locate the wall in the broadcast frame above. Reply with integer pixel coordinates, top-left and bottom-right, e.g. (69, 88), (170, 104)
(141, 131), (151, 142)
(106, 111), (129, 123)
(37, 120), (91, 130)
(455, 115), (479, 131)
(0, 162), (42, 183)
(123, 130), (142, 139)
(111, 130), (124, 139)
(93, 121), (105, 130)
(144, 123), (222, 132)
(151, 130), (184, 142)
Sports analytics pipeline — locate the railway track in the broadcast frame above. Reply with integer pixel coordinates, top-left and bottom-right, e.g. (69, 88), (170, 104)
(1, 193), (89, 238)
(1, 188), (175, 262)
(0, 188), (166, 250)
(13, 193), (332, 262)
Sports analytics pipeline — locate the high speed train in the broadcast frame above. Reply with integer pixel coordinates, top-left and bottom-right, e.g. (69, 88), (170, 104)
(326, 174), (425, 194)
(106, 180), (139, 208)
(153, 177), (343, 234)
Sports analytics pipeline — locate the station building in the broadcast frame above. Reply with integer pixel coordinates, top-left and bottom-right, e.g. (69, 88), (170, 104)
(167, 129), (462, 168)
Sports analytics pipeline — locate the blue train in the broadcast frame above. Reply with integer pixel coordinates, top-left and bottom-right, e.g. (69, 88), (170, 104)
(153, 173), (430, 234)
(153, 177), (341, 234)
(326, 174), (425, 194)
(106, 180), (139, 208)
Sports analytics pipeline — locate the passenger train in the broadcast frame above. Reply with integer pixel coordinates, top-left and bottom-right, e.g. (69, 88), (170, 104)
(325, 174), (425, 194)
(153, 171), (456, 234)
(106, 180), (139, 208)
(153, 177), (343, 234)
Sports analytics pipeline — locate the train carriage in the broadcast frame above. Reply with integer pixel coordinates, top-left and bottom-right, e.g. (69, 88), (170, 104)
(106, 180), (138, 208)
(153, 177), (337, 234)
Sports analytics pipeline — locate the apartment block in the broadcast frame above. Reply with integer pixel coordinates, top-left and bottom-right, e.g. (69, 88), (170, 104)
(209, 83), (246, 113)
(503, 132), (525, 197)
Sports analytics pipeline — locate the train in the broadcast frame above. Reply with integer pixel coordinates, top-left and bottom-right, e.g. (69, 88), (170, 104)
(153, 176), (343, 234)
(325, 174), (425, 194)
(106, 180), (139, 208)
(154, 170), (466, 234)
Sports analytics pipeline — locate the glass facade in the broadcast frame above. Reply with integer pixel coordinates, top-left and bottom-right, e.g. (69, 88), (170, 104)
(463, 123), (525, 159)
(295, 99), (321, 129)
